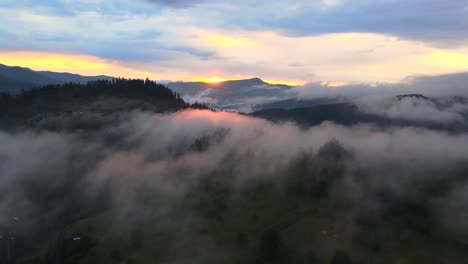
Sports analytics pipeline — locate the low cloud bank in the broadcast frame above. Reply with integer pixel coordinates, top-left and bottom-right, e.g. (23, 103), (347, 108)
(289, 72), (468, 124)
(357, 96), (466, 124)
(2, 109), (468, 246)
(293, 72), (468, 100)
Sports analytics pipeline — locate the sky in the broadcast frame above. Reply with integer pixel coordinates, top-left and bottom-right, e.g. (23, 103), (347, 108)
(0, 0), (467, 85)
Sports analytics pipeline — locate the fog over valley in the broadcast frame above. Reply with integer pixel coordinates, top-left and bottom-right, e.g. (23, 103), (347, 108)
(1, 75), (468, 263)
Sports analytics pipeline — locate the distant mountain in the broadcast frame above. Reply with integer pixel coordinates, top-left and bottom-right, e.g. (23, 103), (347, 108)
(36, 71), (112, 84)
(0, 64), (113, 93)
(166, 78), (294, 112)
(252, 94), (468, 132)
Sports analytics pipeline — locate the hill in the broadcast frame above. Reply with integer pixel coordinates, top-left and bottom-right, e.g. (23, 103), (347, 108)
(0, 78), (205, 131)
(166, 78), (294, 112)
(2, 86), (468, 264)
(0, 64), (113, 93)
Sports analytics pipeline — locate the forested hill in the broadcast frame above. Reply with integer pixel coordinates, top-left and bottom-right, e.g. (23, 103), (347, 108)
(251, 101), (468, 132)
(0, 78), (207, 131)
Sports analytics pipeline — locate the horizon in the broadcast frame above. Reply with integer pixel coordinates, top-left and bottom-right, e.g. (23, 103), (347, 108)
(1, 62), (300, 85)
(4, 62), (468, 89)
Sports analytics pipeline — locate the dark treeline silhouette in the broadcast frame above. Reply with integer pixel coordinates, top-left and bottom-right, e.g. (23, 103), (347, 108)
(0, 78), (210, 130)
(1, 78), (182, 108)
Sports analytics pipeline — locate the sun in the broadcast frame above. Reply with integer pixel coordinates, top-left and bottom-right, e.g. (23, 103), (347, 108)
(206, 77), (226, 83)
(195, 76), (227, 84)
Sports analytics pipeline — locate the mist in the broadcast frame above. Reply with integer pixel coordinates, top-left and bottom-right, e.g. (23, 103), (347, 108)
(293, 72), (468, 100)
(2, 109), (468, 246)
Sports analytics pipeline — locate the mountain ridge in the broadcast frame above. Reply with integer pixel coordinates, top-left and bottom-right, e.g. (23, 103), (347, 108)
(0, 64), (114, 93)
(166, 77), (294, 112)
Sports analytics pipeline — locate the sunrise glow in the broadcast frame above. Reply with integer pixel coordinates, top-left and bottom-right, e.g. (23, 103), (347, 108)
(264, 79), (305, 86)
(426, 50), (468, 69)
(193, 76), (229, 84)
(0, 51), (167, 80)
(0, 51), (109, 73)
(205, 77), (226, 83)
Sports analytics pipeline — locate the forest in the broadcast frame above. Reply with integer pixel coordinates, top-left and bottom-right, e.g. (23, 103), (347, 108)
(1, 79), (468, 264)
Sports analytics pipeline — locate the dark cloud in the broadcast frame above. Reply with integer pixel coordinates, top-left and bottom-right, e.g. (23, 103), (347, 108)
(206, 0), (468, 46)
(12, 0), (467, 45)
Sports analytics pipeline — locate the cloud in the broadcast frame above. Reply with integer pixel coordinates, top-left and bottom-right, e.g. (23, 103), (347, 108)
(3, 108), (468, 255)
(289, 72), (468, 124)
(1, 2), (468, 83)
(293, 72), (468, 99)
(143, 0), (205, 8)
(0, 131), (93, 233)
(0, 7), (215, 62)
(358, 96), (465, 124)
(182, 90), (219, 105)
(205, 0), (468, 46)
